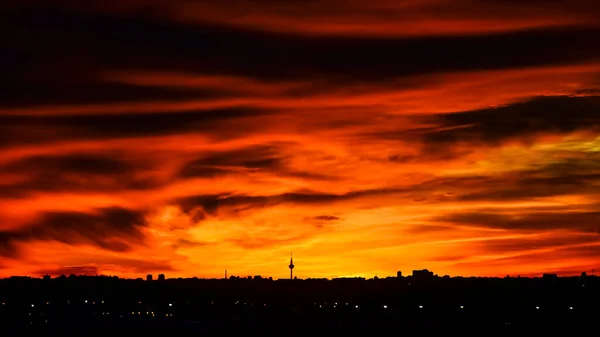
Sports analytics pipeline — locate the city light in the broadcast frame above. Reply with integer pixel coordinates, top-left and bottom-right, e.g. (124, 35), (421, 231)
(1, 270), (598, 329)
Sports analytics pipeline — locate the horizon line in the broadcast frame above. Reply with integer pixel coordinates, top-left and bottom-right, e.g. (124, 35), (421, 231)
(3, 272), (595, 281)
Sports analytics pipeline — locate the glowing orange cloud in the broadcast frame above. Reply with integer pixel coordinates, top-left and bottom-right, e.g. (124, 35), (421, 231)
(1, 0), (599, 279)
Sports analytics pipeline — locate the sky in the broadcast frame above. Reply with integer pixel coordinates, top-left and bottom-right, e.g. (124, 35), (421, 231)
(1, 0), (600, 279)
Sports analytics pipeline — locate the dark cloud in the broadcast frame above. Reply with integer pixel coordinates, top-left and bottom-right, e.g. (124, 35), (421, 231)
(434, 211), (600, 232)
(383, 153), (600, 203)
(177, 144), (337, 181)
(172, 239), (210, 249)
(405, 225), (458, 234)
(427, 254), (468, 262)
(188, 158), (598, 210)
(177, 167), (233, 179)
(559, 244), (600, 258)
(306, 215), (340, 228)
(0, 77), (236, 108)
(534, 154), (600, 176)
(178, 145), (283, 178)
(0, 153), (161, 197)
(102, 258), (177, 274)
(311, 215), (340, 221)
(2, 153), (131, 175)
(227, 235), (308, 249)
(455, 155), (600, 202)
(176, 187), (405, 216)
(175, 163), (600, 218)
(455, 178), (599, 202)
(0, 207), (148, 257)
(36, 265), (99, 276)
(452, 243), (600, 272)
(0, 108), (269, 148)
(35, 259), (177, 275)
(419, 96), (600, 145)
(475, 234), (599, 253)
(2, 6), (600, 108)
(519, 174), (600, 188)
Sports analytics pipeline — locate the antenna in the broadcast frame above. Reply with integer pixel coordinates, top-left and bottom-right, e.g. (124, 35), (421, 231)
(289, 251), (295, 279)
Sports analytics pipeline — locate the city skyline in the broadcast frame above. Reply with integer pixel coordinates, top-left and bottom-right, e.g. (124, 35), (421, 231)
(1, 0), (600, 279)
(5, 269), (596, 280)
(2, 256), (598, 280)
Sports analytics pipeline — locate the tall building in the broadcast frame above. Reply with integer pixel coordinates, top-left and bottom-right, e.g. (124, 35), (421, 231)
(289, 252), (294, 279)
(397, 271), (403, 278)
(146, 274), (153, 281)
(158, 274), (165, 281)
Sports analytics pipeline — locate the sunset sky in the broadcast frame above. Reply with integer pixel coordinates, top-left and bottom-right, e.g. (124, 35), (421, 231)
(1, 0), (600, 279)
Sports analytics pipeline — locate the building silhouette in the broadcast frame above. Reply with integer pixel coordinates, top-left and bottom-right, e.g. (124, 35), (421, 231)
(146, 274), (153, 281)
(158, 274), (165, 281)
(412, 269), (434, 280)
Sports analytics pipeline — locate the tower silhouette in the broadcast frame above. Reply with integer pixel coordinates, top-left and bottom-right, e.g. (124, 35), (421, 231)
(289, 252), (294, 279)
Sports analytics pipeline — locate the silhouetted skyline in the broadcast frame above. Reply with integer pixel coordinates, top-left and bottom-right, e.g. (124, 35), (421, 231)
(1, 272), (599, 333)
(5, 266), (597, 281)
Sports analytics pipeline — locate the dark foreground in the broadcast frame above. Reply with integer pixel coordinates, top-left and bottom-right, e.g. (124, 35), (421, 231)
(6, 308), (599, 335)
(2, 275), (599, 334)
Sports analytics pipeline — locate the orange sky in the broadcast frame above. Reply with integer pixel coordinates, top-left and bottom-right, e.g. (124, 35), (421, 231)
(1, 0), (599, 279)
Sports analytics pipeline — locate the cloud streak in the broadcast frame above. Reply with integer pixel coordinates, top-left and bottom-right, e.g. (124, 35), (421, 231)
(0, 207), (147, 257)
